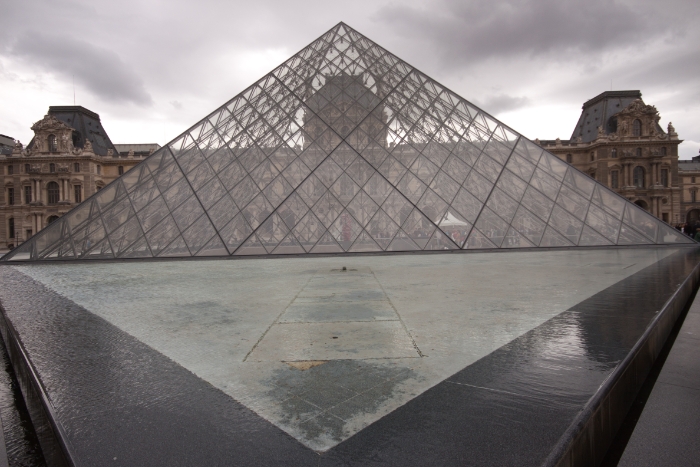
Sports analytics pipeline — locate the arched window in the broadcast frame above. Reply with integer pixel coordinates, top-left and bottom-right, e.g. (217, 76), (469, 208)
(8, 218), (14, 239)
(611, 171), (619, 189)
(48, 134), (58, 152)
(633, 166), (645, 188)
(47, 215), (59, 224)
(47, 181), (60, 205)
(636, 147), (642, 157)
(611, 148), (617, 158)
(49, 163), (56, 173)
(566, 154), (572, 163)
(633, 119), (642, 137)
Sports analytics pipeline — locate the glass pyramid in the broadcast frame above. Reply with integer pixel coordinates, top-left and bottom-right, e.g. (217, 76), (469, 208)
(3, 23), (692, 261)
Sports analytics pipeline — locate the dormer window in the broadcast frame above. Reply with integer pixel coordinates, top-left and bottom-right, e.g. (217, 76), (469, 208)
(48, 134), (58, 152)
(633, 119), (642, 137)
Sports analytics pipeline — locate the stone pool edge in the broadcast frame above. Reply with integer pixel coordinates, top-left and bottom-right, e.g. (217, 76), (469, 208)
(0, 307), (77, 467)
(543, 252), (700, 467)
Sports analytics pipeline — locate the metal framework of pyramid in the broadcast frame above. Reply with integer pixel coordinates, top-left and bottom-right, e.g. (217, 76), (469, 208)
(3, 23), (693, 262)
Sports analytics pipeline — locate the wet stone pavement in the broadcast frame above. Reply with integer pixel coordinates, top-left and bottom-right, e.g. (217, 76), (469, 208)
(0, 247), (698, 465)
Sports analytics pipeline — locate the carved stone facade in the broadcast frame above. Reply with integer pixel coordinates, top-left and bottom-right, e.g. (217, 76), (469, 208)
(540, 91), (682, 225)
(0, 106), (151, 251)
(678, 155), (700, 225)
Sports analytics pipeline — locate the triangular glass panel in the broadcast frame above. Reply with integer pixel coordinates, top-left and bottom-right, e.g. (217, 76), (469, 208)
(233, 233), (266, 256)
(464, 228), (497, 249)
(617, 223), (654, 245)
(271, 233), (306, 255)
(119, 237), (152, 259)
(387, 231), (421, 251)
(195, 234), (228, 257)
(539, 226), (574, 247)
(310, 231), (344, 253)
(424, 229), (459, 251)
(437, 209), (471, 248)
(578, 225), (614, 246)
(657, 223), (694, 244)
(4, 22), (688, 262)
(623, 204), (659, 243)
(348, 230), (383, 252)
(503, 227), (536, 249)
(219, 213), (254, 254)
(158, 236), (191, 257)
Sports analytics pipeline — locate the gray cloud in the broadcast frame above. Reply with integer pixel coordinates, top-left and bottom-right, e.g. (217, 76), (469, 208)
(10, 31), (152, 106)
(376, 0), (687, 68)
(473, 94), (531, 114)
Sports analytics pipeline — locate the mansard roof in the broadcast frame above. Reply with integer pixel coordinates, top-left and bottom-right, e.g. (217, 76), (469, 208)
(27, 106), (119, 156)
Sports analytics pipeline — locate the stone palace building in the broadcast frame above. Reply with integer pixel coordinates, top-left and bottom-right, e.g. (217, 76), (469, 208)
(539, 91), (682, 225)
(0, 106), (158, 249)
(0, 92), (694, 251)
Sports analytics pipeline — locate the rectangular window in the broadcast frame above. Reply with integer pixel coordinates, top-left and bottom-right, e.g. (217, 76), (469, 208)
(7, 165), (13, 175)
(26, 229), (32, 240)
(692, 191), (697, 202)
(24, 164), (30, 173)
(24, 186), (32, 204)
(74, 162), (80, 172)
(661, 169), (669, 187)
(74, 185), (82, 203)
(7, 188), (14, 206)
(694, 177), (697, 183)
(611, 171), (619, 189)
(662, 213), (669, 223)
(8, 218), (14, 239)
(118, 166), (124, 175)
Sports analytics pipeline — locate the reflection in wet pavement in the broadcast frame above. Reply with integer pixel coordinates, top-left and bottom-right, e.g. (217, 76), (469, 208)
(0, 334), (46, 467)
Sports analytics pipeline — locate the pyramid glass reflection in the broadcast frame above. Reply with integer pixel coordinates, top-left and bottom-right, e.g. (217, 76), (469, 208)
(3, 23), (692, 261)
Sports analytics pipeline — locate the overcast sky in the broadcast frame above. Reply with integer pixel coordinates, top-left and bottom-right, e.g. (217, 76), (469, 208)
(2, 0), (699, 158)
